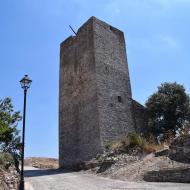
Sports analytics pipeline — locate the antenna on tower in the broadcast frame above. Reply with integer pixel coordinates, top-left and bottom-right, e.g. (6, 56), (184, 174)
(69, 25), (77, 35)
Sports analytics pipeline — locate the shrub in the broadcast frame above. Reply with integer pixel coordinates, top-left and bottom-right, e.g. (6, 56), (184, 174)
(145, 82), (190, 137)
(0, 97), (21, 155)
(0, 152), (15, 170)
(128, 133), (147, 147)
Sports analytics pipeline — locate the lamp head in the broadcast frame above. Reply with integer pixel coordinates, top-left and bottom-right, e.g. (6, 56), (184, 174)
(20, 75), (32, 90)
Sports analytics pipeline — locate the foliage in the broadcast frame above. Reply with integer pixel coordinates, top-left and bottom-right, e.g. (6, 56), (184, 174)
(0, 97), (21, 155)
(178, 122), (190, 137)
(145, 82), (190, 137)
(0, 152), (15, 170)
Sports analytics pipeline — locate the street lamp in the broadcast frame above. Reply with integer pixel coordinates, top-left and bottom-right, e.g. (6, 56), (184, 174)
(19, 75), (32, 190)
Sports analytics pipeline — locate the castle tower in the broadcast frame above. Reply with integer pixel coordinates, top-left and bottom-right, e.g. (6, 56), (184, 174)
(59, 17), (135, 168)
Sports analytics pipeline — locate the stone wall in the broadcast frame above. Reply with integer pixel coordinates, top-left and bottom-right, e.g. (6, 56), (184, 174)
(144, 168), (190, 183)
(132, 100), (148, 134)
(169, 135), (190, 163)
(93, 18), (135, 146)
(59, 18), (102, 168)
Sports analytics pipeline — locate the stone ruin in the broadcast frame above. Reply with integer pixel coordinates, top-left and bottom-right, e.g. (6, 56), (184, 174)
(59, 17), (147, 168)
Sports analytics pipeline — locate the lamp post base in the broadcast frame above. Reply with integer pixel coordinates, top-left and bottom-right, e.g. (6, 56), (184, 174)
(19, 179), (25, 190)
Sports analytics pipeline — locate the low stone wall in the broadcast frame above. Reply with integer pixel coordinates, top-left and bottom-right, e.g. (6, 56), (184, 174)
(169, 135), (190, 163)
(144, 168), (190, 183)
(154, 149), (169, 157)
(0, 168), (19, 190)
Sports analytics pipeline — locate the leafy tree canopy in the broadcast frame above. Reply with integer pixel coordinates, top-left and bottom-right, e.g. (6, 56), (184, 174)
(145, 82), (190, 136)
(0, 97), (21, 154)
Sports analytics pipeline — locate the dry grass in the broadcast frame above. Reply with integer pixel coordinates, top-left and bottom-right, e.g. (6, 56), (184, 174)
(106, 133), (165, 154)
(143, 143), (165, 153)
(25, 157), (59, 169)
(109, 141), (123, 150)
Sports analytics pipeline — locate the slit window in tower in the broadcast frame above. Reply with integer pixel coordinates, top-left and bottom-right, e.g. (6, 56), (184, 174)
(118, 96), (122, 103)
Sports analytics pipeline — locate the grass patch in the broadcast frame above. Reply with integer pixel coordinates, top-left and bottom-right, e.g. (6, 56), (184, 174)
(106, 133), (165, 154)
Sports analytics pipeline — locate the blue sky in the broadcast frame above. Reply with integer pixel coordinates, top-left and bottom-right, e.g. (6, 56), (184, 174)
(0, 0), (189, 158)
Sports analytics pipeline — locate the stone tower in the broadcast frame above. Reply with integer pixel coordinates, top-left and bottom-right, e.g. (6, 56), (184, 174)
(59, 17), (136, 168)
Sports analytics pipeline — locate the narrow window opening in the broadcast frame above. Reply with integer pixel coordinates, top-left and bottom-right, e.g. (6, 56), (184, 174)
(118, 96), (122, 103)
(110, 26), (115, 32)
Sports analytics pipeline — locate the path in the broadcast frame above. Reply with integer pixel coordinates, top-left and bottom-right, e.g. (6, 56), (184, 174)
(24, 166), (190, 190)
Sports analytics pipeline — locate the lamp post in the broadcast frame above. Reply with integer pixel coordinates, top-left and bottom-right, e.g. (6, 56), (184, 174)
(19, 75), (32, 190)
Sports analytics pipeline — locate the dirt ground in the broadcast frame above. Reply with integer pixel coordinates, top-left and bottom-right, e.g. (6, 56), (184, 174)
(25, 157), (59, 169)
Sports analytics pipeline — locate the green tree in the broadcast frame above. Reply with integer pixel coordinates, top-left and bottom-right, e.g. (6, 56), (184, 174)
(145, 82), (190, 137)
(0, 97), (21, 154)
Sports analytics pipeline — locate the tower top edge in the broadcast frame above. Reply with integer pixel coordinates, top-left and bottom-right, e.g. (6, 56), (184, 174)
(60, 16), (124, 47)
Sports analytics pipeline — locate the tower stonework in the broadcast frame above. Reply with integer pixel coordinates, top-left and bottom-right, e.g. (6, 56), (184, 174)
(59, 17), (143, 168)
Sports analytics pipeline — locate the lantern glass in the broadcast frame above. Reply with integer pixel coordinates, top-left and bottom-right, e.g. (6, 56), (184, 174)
(20, 75), (32, 90)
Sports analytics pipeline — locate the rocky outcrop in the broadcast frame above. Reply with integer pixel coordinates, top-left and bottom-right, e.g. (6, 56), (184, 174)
(0, 167), (19, 190)
(169, 135), (190, 163)
(83, 145), (190, 183)
(78, 149), (140, 172)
